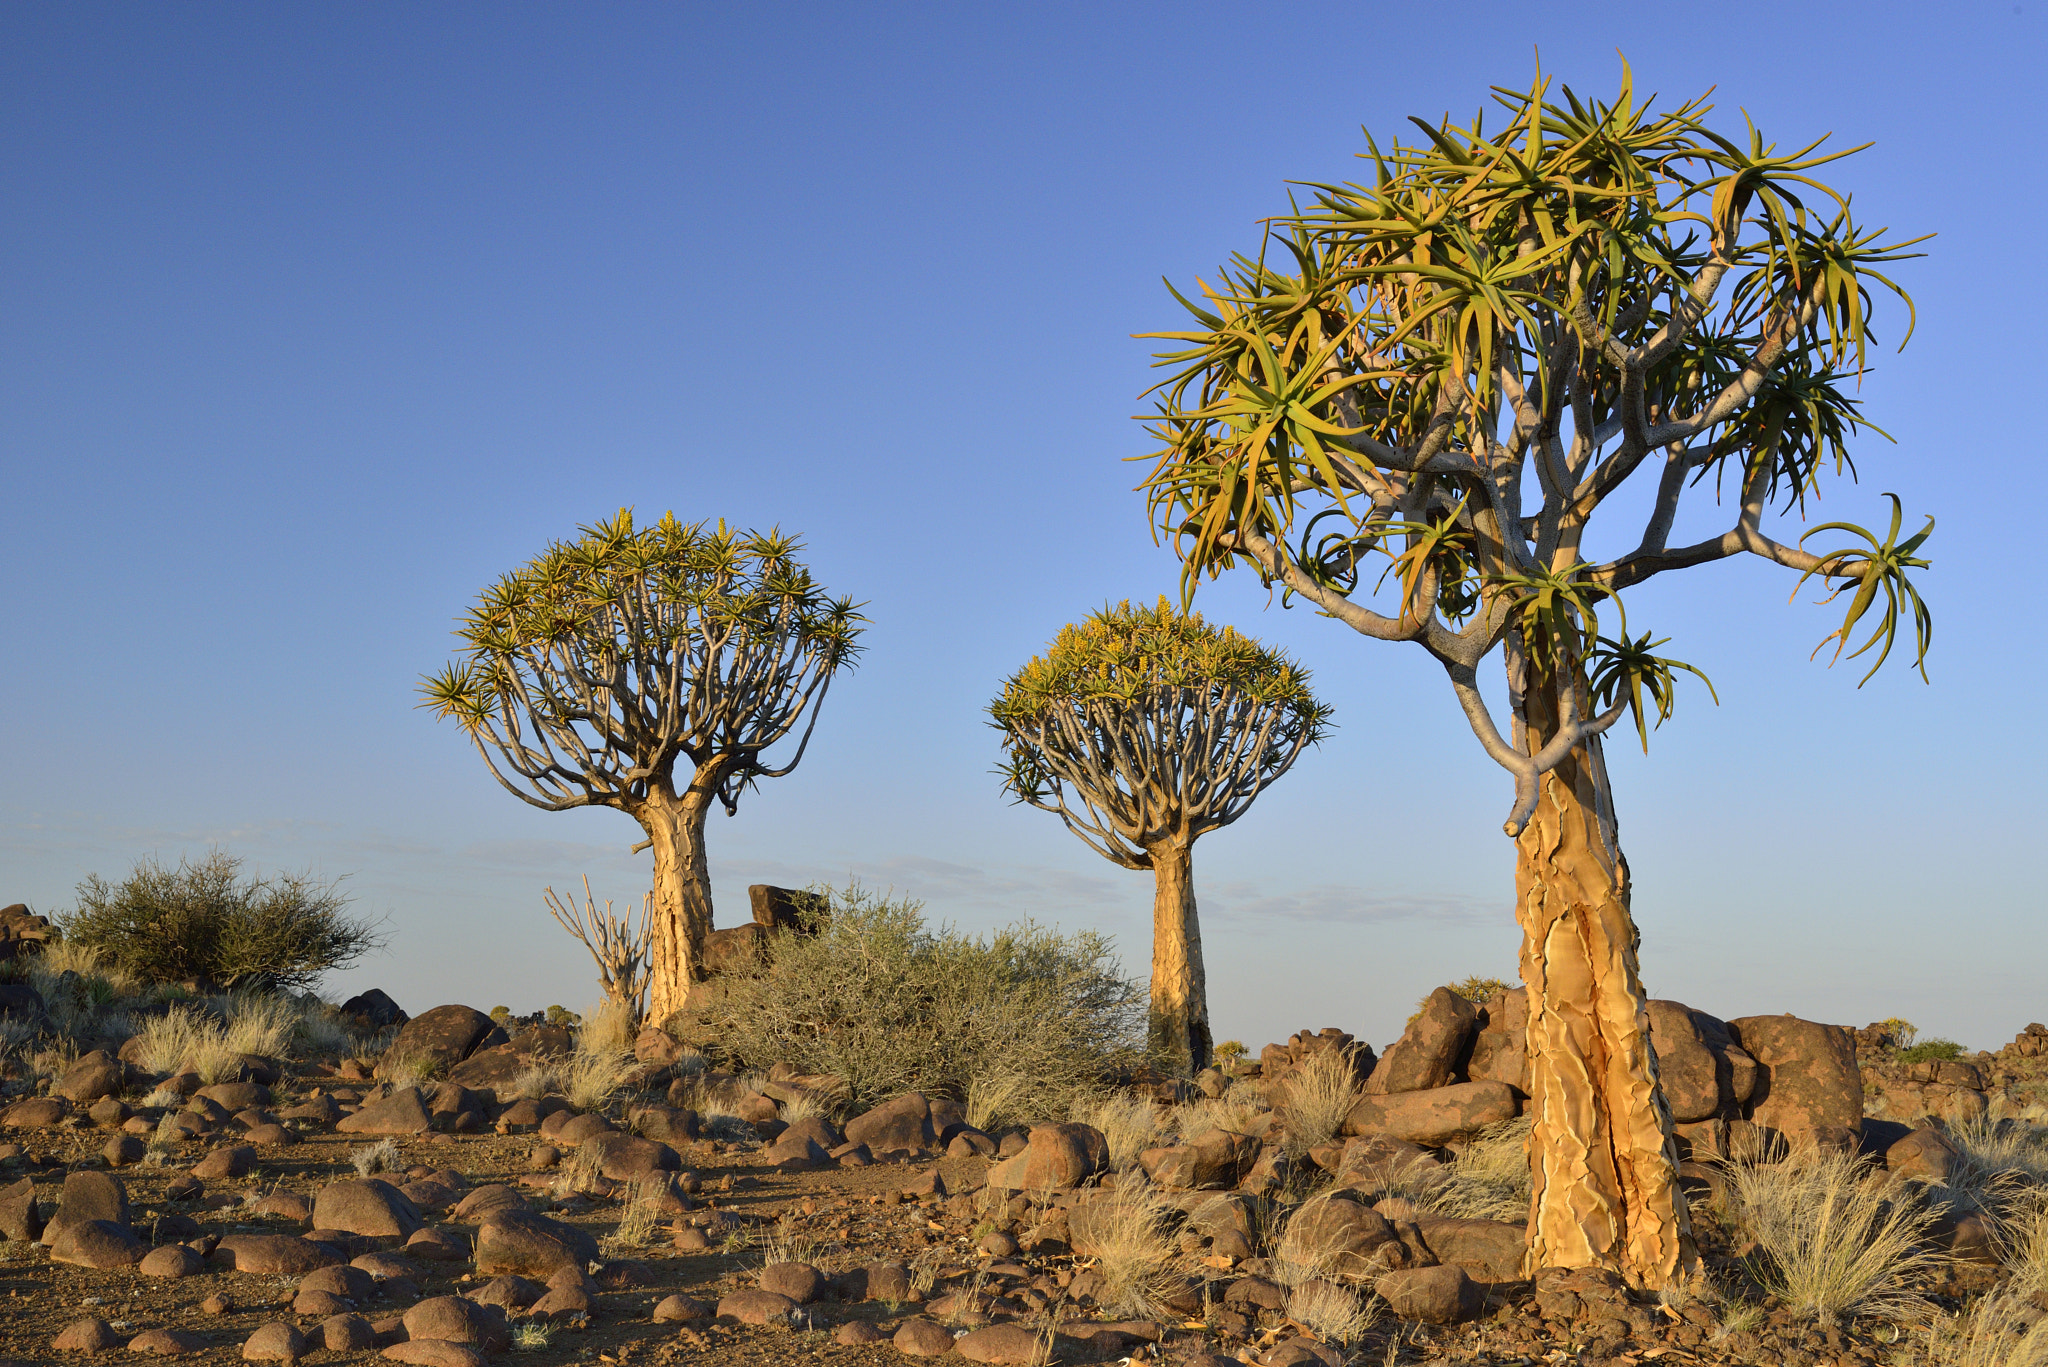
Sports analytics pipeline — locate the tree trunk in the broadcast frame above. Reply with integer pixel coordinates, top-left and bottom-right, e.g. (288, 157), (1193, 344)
(1145, 838), (1212, 1075)
(640, 783), (716, 1025)
(1516, 684), (1693, 1290)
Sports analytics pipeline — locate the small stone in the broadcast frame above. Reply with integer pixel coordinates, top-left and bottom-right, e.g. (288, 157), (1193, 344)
(103, 1135), (147, 1168)
(202, 1293), (235, 1315)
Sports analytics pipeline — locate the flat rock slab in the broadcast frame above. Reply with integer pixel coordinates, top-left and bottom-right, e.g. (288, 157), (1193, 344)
(50, 1219), (143, 1268)
(956, 1324), (1047, 1363)
(381, 1342), (488, 1367)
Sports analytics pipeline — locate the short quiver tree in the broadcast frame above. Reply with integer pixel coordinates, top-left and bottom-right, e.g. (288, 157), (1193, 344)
(421, 511), (864, 1021)
(1137, 69), (1932, 1288)
(990, 599), (1330, 1073)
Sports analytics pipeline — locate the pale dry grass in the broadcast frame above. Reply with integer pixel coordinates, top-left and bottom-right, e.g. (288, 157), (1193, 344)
(1417, 1117), (1531, 1221)
(1723, 1147), (1937, 1325)
(379, 1052), (442, 1092)
(551, 1141), (607, 1197)
(561, 1048), (635, 1112)
(1074, 1171), (1186, 1318)
(1071, 1091), (1165, 1171)
(579, 999), (636, 1058)
(605, 1176), (669, 1249)
(775, 1089), (833, 1124)
(966, 1068), (1034, 1133)
(1924, 1287), (2048, 1367)
(511, 1321), (554, 1352)
(1273, 1190), (1374, 1287)
(350, 1139), (402, 1176)
(1286, 1278), (1380, 1346)
(1175, 1079), (1263, 1144)
(1277, 1045), (1364, 1153)
(131, 996), (299, 1081)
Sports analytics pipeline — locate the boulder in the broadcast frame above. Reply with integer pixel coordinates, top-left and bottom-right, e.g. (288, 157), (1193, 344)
(381, 1342), (487, 1367)
(314, 1179), (425, 1241)
(55, 1051), (126, 1104)
(843, 1092), (936, 1156)
(1727, 1014), (1863, 1150)
(52, 1317), (121, 1353)
(1342, 1081), (1519, 1146)
(2, 1096), (69, 1128)
(473, 1209), (599, 1277)
(652, 1294), (711, 1323)
(402, 1296), (510, 1351)
(50, 1219), (144, 1268)
(0, 1175), (44, 1241)
(212, 1234), (344, 1276)
(339, 989), (407, 1031)
(893, 1318), (957, 1356)
(191, 1145), (258, 1181)
(1138, 1128), (1257, 1190)
(319, 1316), (376, 1353)
(858, 1260), (914, 1303)
(748, 884), (826, 932)
(1645, 1000), (1756, 1122)
(337, 1087), (434, 1136)
(716, 1288), (796, 1325)
(760, 1261), (825, 1303)
(1465, 988), (1529, 1093)
(955, 1324), (1046, 1363)
(451, 1184), (528, 1223)
(379, 1005), (505, 1078)
(1366, 988), (1479, 1094)
(627, 1105), (698, 1145)
(1410, 1216), (1528, 1284)
(986, 1122), (1109, 1190)
(1278, 1197), (1399, 1278)
(701, 923), (770, 976)
(241, 1323), (307, 1363)
(590, 1133), (680, 1180)
(139, 1244), (208, 1278)
(127, 1329), (212, 1356)
(1321, 1132), (1442, 1188)
(1375, 1264), (1484, 1323)
(199, 1082), (272, 1112)
(300, 1263), (378, 1301)
(835, 1321), (887, 1346)
(41, 1170), (129, 1246)
(1886, 1126), (1964, 1184)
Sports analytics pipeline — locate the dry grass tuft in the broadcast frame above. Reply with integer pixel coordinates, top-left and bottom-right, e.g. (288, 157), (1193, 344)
(1722, 1146), (1937, 1325)
(1277, 1044), (1364, 1154)
(1071, 1091), (1165, 1170)
(1416, 1117), (1531, 1221)
(605, 1175), (670, 1249)
(350, 1138), (402, 1176)
(1074, 1172), (1186, 1318)
(379, 1052), (442, 1092)
(552, 1141), (607, 1197)
(1286, 1277), (1380, 1346)
(966, 1068), (1034, 1134)
(1175, 1079), (1263, 1145)
(511, 1321), (554, 1352)
(1925, 1287), (2048, 1367)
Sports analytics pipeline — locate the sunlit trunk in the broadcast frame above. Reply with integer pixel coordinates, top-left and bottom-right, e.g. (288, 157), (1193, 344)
(640, 782), (716, 1025)
(1145, 838), (1211, 1075)
(1516, 671), (1693, 1290)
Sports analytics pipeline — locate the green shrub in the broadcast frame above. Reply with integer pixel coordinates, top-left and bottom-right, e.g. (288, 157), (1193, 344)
(697, 883), (1144, 1119)
(60, 851), (382, 993)
(1897, 1038), (1966, 1064)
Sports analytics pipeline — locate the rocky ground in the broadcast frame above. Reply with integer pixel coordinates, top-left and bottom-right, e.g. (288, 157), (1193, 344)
(1, 981), (2043, 1367)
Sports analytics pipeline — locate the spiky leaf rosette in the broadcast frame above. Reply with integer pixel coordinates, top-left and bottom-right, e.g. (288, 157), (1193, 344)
(1136, 65), (1932, 834)
(990, 599), (1331, 868)
(420, 509), (864, 815)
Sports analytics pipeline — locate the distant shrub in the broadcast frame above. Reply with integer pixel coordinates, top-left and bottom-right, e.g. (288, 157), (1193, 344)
(701, 883), (1144, 1116)
(1897, 1038), (1965, 1064)
(61, 851), (382, 993)
(1878, 1017), (1919, 1050)
(1448, 975), (1512, 1003)
(1212, 1039), (1248, 1065)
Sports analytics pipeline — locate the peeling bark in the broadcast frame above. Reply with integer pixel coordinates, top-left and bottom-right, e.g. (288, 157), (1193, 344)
(639, 781), (717, 1024)
(1515, 704), (1694, 1288)
(1144, 839), (1211, 1074)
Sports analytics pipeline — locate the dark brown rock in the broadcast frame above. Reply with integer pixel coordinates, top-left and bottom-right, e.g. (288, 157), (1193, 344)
(313, 1179), (423, 1241)
(41, 1170), (129, 1246)
(198, 1082), (271, 1112)
(892, 1318), (956, 1356)
(1138, 1128), (1257, 1190)
(985, 1122), (1109, 1190)
(212, 1234), (343, 1275)
(590, 1132), (679, 1180)
(379, 1005), (506, 1078)
(1886, 1126), (1963, 1183)
(56, 1051), (126, 1104)
(1279, 1197), (1399, 1278)
(336, 1088), (434, 1136)
(381, 1342), (487, 1367)
(50, 1219), (143, 1268)
(717, 1288), (796, 1325)
(319, 1316), (376, 1353)
(473, 1209), (599, 1277)
(1410, 1216), (1527, 1284)
(1376, 1264), (1483, 1323)
(955, 1324), (1044, 1363)
(652, 1293), (711, 1323)
(760, 1260), (825, 1303)
(450, 1184), (527, 1223)
(1342, 1081), (1519, 1145)
(241, 1323), (306, 1363)
(191, 1144), (258, 1180)
(1366, 988), (1479, 1094)
(402, 1296), (510, 1351)
(127, 1328), (212, 1356)
(844, 1091), (937, 1156)
(139, 1244), (207, 1278)
(53, 1316), (121, 1353)
(0, 1095), (67, 1128)
(0, 1174), (44, 1241)
(1728, 1014), (1863, 1150)
(1465, 988), (1529, 1093)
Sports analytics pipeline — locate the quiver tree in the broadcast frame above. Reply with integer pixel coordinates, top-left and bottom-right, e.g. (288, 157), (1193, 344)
(1137, 68), (1931, 1288)
(990, 599), (1330, 1073)
(421, 510), (864, 1022)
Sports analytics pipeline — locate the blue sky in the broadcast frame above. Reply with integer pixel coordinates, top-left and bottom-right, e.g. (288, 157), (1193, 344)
(4, 2), (2041, 1052)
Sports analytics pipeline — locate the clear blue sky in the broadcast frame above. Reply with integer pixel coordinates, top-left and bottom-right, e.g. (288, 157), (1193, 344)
(4, 2), (2041, 1053)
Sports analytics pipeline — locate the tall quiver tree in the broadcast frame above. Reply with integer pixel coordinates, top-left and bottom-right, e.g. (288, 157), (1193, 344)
(1138, 69), (1932, 1289)
(990, 599), (1330, 1074)
(421, 511), (864, 1022)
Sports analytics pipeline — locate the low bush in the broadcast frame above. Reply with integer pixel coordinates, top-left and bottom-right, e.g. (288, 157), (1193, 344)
(1897, 1037), (1967, 1064)
(1275, 1045), (1364, 1155)
(700, 883), (1144, 1117)
(60, 851), (383, 992)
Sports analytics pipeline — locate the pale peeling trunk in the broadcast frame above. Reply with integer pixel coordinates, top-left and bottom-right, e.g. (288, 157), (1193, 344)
(640, 784), (715, 1025)
(1145, 838), (1212, 1075)
(1516, 683), (1693, 1290)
